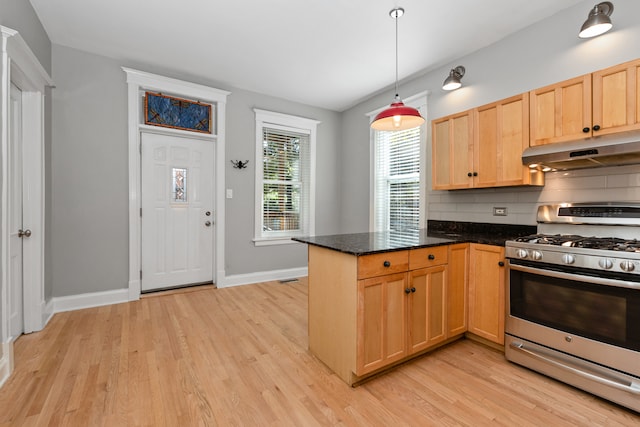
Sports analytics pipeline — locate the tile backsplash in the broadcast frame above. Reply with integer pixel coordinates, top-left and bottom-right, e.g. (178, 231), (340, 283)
(427, 164), (640, 225)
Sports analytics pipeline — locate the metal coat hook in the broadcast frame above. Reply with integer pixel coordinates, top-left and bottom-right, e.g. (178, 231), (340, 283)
(231, 160), (249, 169)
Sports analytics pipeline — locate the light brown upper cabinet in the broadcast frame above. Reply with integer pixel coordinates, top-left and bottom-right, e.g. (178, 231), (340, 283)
(432, 110), (474, 190)
(432, 94), (543, 190)
(474, 94), (543, 187)
(530, 59), (640, 146)
(592, 59), (640, 136)
(529, 75), (591, 146)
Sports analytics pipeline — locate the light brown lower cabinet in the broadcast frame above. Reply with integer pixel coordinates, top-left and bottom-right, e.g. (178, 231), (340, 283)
(307, 241), (504, 385)
(356, 272), (408, 375)
(447, 243), (469, 337)
(468, 243), (506, 345)
(356, 261), (448, 376)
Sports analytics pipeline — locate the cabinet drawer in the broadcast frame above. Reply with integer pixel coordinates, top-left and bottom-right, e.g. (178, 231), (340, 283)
(358, 251), (409, 279)
(409, 246), (448, 270)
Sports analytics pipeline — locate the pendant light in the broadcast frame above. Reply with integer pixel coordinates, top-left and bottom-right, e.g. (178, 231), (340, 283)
(371, 7), (425, 131)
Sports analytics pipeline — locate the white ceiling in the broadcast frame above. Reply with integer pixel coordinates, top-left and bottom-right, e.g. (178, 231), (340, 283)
(29, 0), (584, 111)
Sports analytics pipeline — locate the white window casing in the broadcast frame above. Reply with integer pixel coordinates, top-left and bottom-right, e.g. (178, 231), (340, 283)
(254, 109), (320, 246)
(368, 93), (427, 232)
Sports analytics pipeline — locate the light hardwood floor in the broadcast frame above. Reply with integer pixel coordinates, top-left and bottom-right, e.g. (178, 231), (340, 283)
(0, 278), (638, 426)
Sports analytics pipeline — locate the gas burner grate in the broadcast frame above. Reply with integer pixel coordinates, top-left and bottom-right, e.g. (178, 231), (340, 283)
(514, 234), (640, 251)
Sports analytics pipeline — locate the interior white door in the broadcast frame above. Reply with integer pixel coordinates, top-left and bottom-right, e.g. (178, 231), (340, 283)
(8, 83), (24, 339)
(141, 132), (214, 291)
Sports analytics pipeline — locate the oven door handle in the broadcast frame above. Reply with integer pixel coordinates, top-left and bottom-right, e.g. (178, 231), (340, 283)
(508, 262), (640, 291)
(509, 341), (640, 395)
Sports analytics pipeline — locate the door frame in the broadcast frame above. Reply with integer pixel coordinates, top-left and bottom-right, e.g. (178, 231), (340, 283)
(1, 26), (52, 385)
(123, 68), (229, 300)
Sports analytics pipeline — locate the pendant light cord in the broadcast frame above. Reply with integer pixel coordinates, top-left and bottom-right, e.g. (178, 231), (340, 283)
(394, 9), (399, 99)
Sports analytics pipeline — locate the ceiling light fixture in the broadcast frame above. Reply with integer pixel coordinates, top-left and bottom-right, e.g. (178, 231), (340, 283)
(371, 7), (425, 131)
(442, 66), (465, 91)
(579, 2), (614, 39)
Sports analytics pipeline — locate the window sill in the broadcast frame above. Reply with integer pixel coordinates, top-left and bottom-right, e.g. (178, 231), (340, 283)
(253, 237), (303, 247)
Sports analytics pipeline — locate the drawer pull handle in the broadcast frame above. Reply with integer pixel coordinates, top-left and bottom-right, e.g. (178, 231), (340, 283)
(383, 260), (391, 267)
(428, 254), (435, 260)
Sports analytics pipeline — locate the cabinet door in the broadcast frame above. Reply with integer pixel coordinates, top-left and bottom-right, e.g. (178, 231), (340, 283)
(530, 75), (592, 146)
(468, 244), (505, 345)
(475, 94), (541, 187)
(592, 59), (640, 136)
(408, 266), (447, 354)
(356, 273), (407, 375)
(447, 243), (468, 337)
(432, 111), (474, 190)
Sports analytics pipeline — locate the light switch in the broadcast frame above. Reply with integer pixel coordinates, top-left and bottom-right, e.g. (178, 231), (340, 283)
(226, 189), (233, 199)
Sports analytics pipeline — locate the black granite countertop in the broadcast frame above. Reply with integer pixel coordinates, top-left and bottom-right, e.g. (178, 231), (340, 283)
(292, 230), (455, 256)
(292, 221), (537, 256)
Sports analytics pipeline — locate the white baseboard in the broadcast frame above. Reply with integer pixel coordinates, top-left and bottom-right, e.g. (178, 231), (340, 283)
(42, 299), (54, 330)
(52, 288), (130, 313)
(0, 341), (13, 388)
(220, 267), (308, 288)
(46, 268), (306, 314)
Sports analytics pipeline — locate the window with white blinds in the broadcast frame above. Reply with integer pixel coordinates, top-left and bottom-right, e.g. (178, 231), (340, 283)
(254, 109), (318, 245)
(373, 126), (422, 232)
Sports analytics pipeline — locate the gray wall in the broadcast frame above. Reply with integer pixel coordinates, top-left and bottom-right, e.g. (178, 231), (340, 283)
(340, 0), (640, 232)
(0, 0), (51, 74)
(50, 44), (341, 296)
(50, 45), (129, 296)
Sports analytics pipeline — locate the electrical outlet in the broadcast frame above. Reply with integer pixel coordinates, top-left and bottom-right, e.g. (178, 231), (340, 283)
(226, 189), (233, 199)
(493, 207), (507, 216)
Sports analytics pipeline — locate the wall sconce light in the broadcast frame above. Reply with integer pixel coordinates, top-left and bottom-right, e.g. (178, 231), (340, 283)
(231, 160), (249, 169)
(579, 2), (614, 39)
(442, 66), (465, 91)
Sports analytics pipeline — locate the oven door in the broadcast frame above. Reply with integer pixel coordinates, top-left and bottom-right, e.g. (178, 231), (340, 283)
(506, 260), (640, 378)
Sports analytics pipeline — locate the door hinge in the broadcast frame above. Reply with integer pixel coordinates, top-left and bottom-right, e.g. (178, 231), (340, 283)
(140, 207), (142, 217)
(139, 142), (142, 154)
(140, 270), (142, 280)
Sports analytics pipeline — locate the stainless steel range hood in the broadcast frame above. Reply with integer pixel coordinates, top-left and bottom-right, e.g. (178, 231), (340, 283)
(522, 132), (640, 171)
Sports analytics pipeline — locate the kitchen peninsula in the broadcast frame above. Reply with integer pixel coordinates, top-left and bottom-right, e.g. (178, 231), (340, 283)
(294, 223), (535, 385)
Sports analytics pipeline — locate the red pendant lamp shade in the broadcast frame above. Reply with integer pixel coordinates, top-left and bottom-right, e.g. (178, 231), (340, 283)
(371, 97), (425, 131)
(371, 8), (425, 132)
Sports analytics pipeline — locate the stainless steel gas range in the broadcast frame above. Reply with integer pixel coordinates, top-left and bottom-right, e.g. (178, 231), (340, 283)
(504, 203), (640, 413)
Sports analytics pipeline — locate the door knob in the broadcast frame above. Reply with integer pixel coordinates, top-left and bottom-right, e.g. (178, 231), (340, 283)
(205, 221), (212, 227)
(18, 229), (32, 238)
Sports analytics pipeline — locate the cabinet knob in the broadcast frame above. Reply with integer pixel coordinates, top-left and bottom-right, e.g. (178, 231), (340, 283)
(411, 287), (416, 293)
(593, 125), (601, 131)
(583, 127), (590, 133)
(383, 260), (391, 267)
(498, 261), (505, 267)
(428, 254), (435, 260)
(405, 288), (411, 294)
(473, 172), (478, 177)
(467, 172), (472, 177)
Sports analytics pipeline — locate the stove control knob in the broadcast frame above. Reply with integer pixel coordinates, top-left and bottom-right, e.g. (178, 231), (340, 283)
(531, 250), (543, 261)
(620, 260), (635, 272)
(598, 258), (614, 270)
(562, 254), (575, 265)
(516, 249), (528, 259)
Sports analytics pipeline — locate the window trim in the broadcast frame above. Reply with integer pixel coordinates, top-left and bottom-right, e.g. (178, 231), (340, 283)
(253, 109), (320, 246)
(367, 92), (428, 232)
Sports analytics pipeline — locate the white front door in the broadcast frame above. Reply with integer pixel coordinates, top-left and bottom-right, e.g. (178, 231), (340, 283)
(141, 132), (214, 291)
(8, 83), (24, 339)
